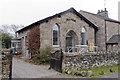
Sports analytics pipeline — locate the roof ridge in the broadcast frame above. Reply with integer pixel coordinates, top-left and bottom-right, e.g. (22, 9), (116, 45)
(80, 10), (96, 15)
(80, 10), (120, 23)
(16, 8), (98, 33)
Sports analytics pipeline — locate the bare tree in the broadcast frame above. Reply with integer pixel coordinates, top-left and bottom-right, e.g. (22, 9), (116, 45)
(1, 25), (9, 33)
(10, 24), (24, 33)
(0, 24), (25, 37)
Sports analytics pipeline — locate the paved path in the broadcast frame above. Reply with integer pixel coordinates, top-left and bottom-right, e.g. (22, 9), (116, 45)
(100, 72), (119, 78)
(12, 58), (119, 78)
(12, 58), (80, 78)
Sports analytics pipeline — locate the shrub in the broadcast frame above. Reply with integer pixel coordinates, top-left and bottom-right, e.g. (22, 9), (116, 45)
(27, 26), (40, 57)
(31, 46), (52, 65)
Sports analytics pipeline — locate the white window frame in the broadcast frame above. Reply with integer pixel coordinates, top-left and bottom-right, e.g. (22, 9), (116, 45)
(52, 24), (60, 47)
(81, 27), (86, 45)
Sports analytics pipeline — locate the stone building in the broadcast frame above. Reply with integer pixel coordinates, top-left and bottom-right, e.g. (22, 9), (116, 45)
(79, 8), (120, 51)
(12, 8), (120, 56)
(106, 35), (120, 51)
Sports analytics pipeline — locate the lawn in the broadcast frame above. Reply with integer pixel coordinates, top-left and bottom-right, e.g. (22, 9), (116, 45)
(86, 64), (119, 78)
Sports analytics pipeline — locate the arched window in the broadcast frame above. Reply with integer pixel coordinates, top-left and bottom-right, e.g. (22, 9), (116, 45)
(53, 24), (59, 46)
(81, 27), (86, 45)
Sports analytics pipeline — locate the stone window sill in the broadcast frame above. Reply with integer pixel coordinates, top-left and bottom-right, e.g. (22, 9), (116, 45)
(53, 45), (60, 47)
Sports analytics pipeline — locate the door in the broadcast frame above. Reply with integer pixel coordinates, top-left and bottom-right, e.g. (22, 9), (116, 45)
(66, 33), (74, 52)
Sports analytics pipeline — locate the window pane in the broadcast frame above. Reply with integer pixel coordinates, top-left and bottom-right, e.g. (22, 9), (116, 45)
(53, 30), (58, 45)
(81, 27), (86, 45)
(81, 27), (86, 33)
(53, 24), (59, 45)
(81, 33), (86, 45)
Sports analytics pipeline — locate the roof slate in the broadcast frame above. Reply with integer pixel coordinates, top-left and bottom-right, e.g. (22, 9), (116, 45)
(16, 8), (98, 33)
(106, 35), (120, 44)
(80, 10), (120, 23)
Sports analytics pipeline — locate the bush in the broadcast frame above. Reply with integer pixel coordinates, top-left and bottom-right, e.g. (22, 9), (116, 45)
(27, 26), (40, 56)
(31, 46), (52, 65)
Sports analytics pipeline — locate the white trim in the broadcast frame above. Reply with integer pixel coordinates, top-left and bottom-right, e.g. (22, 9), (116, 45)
(81, 27), (86, 33)
(52, 24), (60, 46)
(107, 35), (113, 41)
(53, 45), (60, 47)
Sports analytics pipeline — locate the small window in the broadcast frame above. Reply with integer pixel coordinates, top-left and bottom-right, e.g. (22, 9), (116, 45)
(53, 24), (59, 46)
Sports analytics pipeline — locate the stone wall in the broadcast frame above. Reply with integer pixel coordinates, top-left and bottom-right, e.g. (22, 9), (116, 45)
(107, 44), (119, 51)
(63, 51), (119, 73)
(0, 50), (2, 79)
(1, 50), (12, 79)
(106, 21), (119, 41)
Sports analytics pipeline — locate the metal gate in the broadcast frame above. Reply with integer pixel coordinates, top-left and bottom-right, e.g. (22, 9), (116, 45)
(50, 49), (63, 73)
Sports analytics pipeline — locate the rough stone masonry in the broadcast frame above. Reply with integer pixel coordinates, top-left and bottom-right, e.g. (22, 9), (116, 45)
(62, 51), (119, 73)
(0, 50), (2, 79)
(1, 50), (12, 79)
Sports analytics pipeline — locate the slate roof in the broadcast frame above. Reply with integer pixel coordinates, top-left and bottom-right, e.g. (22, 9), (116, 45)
(106, 35), (120, 44)
(80, 10), (120, 23)
(16, 8), (98, 33)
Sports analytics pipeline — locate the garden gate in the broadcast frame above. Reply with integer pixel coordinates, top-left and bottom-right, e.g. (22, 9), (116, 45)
(50, 49), (63, 72)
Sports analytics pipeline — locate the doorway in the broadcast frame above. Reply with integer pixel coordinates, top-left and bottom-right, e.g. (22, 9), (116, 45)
(65, 30), (78, 52)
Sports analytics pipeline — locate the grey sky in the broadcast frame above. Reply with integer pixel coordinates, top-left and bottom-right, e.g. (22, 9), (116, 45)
(0, 0), (120, 26)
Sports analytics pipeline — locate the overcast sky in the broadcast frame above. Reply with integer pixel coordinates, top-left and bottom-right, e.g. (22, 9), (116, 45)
(0, 0), (120, 26)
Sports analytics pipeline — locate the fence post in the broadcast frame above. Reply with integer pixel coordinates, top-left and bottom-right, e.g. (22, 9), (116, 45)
(60, 49), (63, 73)
(9, 49), (13, 80)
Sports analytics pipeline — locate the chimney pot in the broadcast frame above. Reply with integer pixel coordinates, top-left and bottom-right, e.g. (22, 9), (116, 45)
(98, 10), (100, 13)
(97, 8), (108, 18)
(105, 8), (107, 11)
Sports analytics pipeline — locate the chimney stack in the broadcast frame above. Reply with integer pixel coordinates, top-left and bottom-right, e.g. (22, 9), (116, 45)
(97, 8), (108, 18)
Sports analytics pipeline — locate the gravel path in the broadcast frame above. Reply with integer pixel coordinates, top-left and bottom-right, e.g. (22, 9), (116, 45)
(12, 58), (80, 78)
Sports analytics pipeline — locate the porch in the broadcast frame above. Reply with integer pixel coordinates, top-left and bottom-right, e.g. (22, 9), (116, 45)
(11, 39), (21, 54)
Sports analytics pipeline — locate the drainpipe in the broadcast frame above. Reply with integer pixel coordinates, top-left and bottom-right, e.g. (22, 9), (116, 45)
(118, 23), (120, 35)
(105, 20), (107, 51)
(95, 30), (97, 46)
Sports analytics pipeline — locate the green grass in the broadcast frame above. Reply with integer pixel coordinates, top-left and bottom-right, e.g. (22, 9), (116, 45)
(87, 64), (119, 78)
(61, 64), (120, 78)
